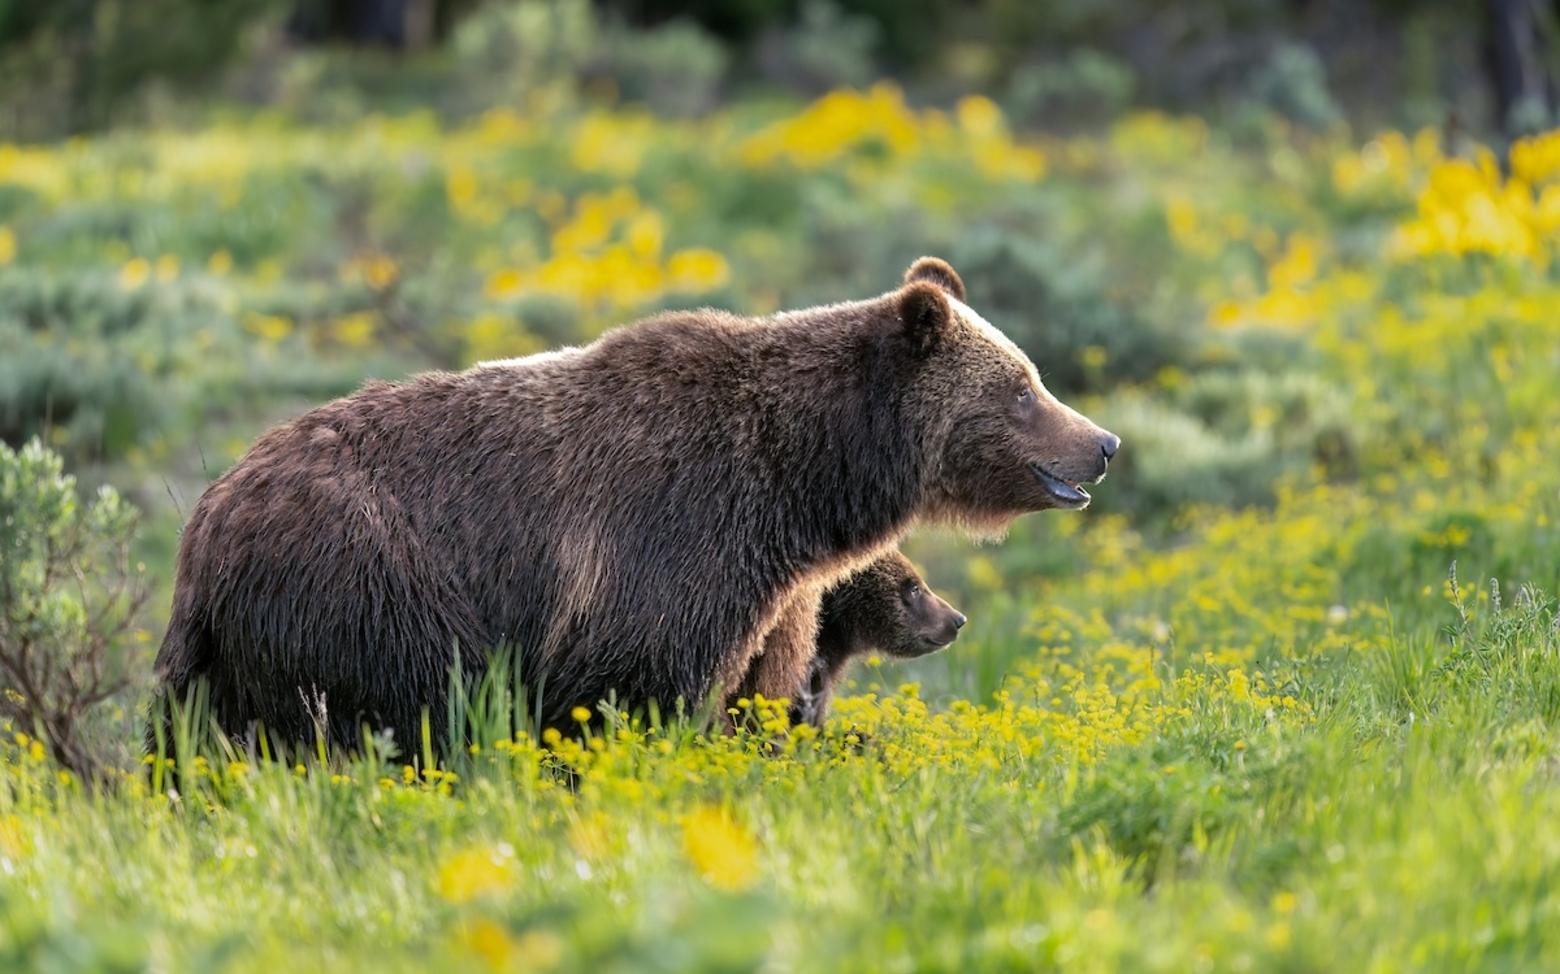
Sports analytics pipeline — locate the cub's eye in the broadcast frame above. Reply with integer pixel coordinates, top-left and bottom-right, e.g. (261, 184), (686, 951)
(1016, 387), (1034, 404)
(901, 583), (923, 605)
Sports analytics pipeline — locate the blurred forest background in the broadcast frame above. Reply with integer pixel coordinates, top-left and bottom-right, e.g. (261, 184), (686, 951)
(4, 0), (1558, 139)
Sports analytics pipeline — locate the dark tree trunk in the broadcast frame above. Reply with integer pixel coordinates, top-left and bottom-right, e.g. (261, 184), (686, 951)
(1485, 0), (1555, 133)
(289, 0), (442, 49)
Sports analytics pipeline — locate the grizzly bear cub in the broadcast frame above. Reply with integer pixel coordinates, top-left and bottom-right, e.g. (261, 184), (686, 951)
(790, 550), (965, 728)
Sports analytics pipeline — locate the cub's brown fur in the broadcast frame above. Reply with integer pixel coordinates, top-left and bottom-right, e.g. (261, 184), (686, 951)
(148, 257), (1116, 752)
(790, 550), (965, 727)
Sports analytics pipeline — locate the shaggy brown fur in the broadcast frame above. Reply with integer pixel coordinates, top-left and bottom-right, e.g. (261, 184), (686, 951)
(730, 581), (826, 709)
(147, 257), (1117, 752)
(789, 549), (965, 727)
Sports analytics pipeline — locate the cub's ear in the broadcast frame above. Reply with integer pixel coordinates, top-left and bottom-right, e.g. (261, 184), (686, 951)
(903, 256), (966, 302)
(898, 281), (953, 357)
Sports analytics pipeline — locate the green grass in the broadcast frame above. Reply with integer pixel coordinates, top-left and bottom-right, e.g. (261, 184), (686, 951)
(4, 494), (1559, 971)
(3, 602), (1558, 971)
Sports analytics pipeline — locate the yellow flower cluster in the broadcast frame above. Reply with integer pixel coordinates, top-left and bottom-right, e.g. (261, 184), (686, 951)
(682, 805), (759, 892)
(739, 85), (1045, 181)
(1389, 145), (1560, 262)
(1329, 128), (1439, 198)
(0, 813), (29, 860)
(1205, 126), (1560, 334)
(478, 186), (729, 336)
(739, 84), (921, 168)
(437, 844), (516, 904)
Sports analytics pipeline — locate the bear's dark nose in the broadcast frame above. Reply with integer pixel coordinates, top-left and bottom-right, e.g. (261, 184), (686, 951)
(952, 612), (968, 630)
(1100, 432), (1120, 461)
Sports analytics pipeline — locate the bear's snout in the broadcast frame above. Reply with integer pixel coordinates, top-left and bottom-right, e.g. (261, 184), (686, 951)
(1088, 429), (1121, 481)
(938, 610), (968, 644)
(1100, 431), (1121, 462)
(1067, 424), (1120, 484)
(926, 600), (967, 648)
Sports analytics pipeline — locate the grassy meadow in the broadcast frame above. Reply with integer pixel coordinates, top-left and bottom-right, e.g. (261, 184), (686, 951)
(5, 52), (1560, 973)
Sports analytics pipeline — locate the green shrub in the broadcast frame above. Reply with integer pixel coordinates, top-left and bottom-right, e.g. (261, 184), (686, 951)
(1004, 48), (1135, 128)
(1097, 395), (1282, 513)
(602, 18), (729, 116)
(754, 1), (882, 92)
(450, 0), (599, 106)
(1096, 365), (1361, 516)
(0, 271), (166, 460)
(0, 0), (279, 138)
(945, 219), (1186, 396)
(0, 439), (147, 775)
(1244, 42), (1341, 130)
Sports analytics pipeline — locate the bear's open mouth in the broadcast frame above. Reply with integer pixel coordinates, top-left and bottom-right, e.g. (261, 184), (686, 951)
(905, 635), (953, 656)
(1030, 463), (1091, 509)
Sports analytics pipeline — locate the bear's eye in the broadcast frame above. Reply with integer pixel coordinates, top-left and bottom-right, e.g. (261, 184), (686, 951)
(1016, 386), (1034, 404)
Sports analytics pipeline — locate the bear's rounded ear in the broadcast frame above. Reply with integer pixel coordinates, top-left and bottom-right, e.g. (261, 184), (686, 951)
(903, 257), (966, 302)
(898, 281), (953, 357)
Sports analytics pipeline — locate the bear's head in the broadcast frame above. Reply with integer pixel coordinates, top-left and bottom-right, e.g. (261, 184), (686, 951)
(892, 256), (1119, 534)
(828, 550), (967, 658)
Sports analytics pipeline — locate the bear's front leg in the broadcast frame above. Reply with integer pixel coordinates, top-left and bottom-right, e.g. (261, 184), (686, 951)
(727, 586), (823, 728)
(787, 653), (835, 728)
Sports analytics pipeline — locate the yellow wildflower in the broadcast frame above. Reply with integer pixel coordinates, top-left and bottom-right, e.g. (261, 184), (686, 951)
(332, 310), (378, 348)
(484, 268), (525, 300)
(682, 805), (758, 892)
(437, 844), (516, 904)
(666, 248), (729, 292)
(243, 313), (293, 343)
(118, 257), (151, 290)
(0, 815), (29, 859)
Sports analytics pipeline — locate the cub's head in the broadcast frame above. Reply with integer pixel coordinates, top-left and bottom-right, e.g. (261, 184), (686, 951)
(825, 550), (966, 659)
(891, 257), (1119, 534)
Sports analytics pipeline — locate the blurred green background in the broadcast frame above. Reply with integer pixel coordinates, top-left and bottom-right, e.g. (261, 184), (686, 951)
(0, 0), (1546, 139)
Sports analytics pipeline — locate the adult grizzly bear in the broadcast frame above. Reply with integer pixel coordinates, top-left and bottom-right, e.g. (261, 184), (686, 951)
(788, 549), (965, 728)
(148, 257), (1117, 751)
